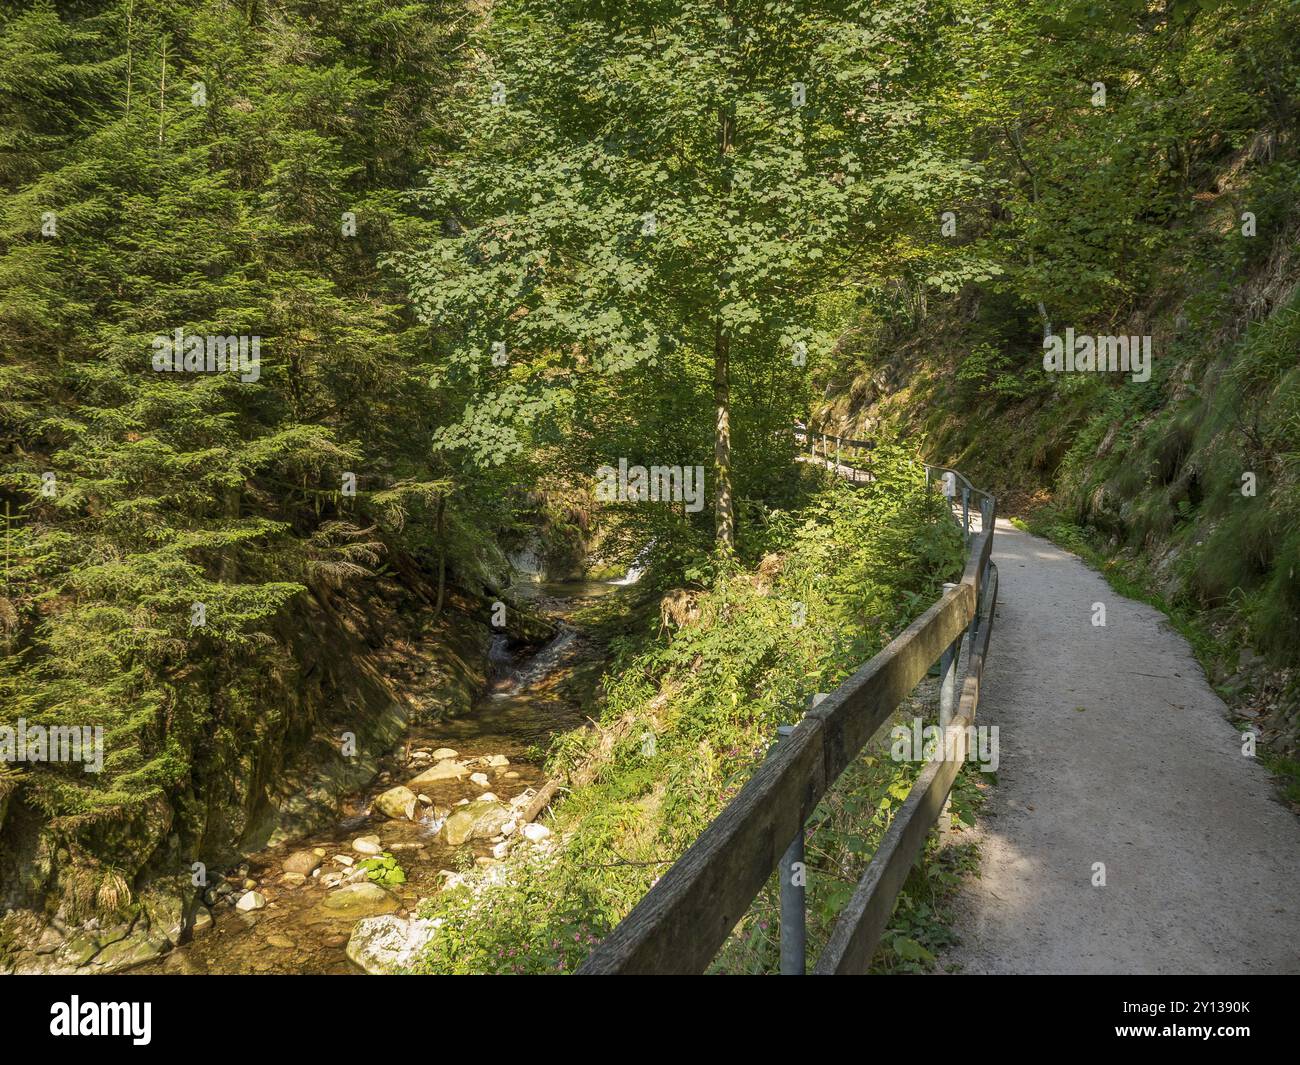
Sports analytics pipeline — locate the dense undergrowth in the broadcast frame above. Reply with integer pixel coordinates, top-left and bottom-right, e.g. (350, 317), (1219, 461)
(412, 449), (969, 973)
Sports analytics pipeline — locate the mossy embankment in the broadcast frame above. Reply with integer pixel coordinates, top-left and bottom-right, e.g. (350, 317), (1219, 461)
(814, 136), (1300, 780)
(0, 566), (542, 973)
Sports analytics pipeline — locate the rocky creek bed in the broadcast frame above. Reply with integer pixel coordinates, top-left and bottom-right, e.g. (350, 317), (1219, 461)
(125, 580), (616, 976)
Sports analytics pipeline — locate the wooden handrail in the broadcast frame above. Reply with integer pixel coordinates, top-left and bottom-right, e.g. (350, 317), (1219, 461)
(814, 562), (999, 973)
(578, 447), (998, 976)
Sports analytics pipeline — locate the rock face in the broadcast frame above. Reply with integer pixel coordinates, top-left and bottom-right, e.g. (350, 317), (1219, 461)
(91, 931), (169, 970)
(441, 800), (513, 846)
(283, 850), (322, 875)
(345, 914), (438, 974)
(320, 882), (399, 919)
(373, 785), (418, 820)
(408, 760), (470, 786)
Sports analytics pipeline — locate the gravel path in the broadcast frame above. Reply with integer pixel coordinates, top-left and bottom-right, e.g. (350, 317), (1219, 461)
(939, 520), (1300, 974)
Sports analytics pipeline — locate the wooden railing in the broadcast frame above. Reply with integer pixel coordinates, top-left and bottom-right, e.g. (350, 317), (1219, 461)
(578, 441), (999, 975)
(794, 424), (876, 482)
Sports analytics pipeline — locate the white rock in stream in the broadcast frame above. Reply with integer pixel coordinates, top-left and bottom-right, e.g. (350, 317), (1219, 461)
(346, 915), (441, 975)
(352, 835), (383, 856)
(235, 891), (266, 912)
(469, 772), (489, 787)
(431, 748), (458, 760)
(492, 841), (510, 859)
(485, 754), (510, 767)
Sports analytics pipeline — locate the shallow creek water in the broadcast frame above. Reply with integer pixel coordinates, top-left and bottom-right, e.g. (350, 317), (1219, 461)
(136, 580), (618, 975)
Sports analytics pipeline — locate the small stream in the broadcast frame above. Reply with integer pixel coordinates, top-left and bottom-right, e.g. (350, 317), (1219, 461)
(137, 579), (622, 975)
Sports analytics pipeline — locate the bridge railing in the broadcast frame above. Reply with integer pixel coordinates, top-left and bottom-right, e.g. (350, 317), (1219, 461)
(578, 443), (999, 975)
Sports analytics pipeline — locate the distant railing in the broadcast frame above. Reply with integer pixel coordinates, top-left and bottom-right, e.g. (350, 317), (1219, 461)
(578, 434), (999, 975)
(793, 424), (875, 483)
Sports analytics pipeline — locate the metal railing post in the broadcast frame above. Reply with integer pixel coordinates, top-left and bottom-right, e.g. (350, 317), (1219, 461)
(776, 713), (813, 975)
(939, 583), (959, 730)
(979, 496), (994, 595)
(961, 487), (971, 542)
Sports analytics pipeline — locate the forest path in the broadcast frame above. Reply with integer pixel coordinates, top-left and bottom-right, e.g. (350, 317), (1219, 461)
(939, 519), (1300, 974)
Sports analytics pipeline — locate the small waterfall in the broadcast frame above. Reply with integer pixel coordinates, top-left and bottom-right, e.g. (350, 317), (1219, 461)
(490, 624), (577, 697)
(487, 632), (513, 681)
(609, 541), (653, 586)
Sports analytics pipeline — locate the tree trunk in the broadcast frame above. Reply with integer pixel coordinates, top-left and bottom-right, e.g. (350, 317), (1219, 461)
(713, 76), (736, 553)
(433, 494), (447, 617)
(713, 318), (734, 551)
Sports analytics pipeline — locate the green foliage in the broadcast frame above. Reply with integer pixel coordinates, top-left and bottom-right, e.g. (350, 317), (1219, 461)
(394, 0), (987, 551)
(0, 0), (475, 901)
(357, 853), (407, 886)
(412, 449), (964, 973)
(955, 341), (1044, 401)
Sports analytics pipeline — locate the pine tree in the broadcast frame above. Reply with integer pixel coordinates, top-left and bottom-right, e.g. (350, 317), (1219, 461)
(0, 0), (471, 912)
